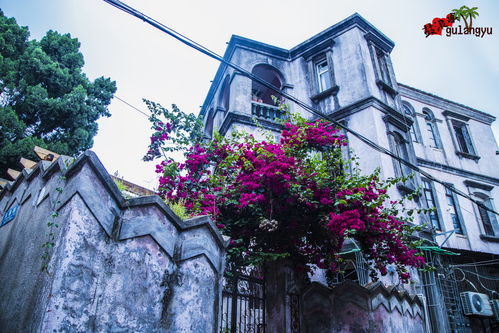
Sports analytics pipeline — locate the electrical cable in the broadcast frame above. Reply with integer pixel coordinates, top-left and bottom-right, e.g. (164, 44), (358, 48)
(451, 259), (499, 267)
(102, 0), (499, 217)
(453, 268), (479, 292)
(114, 95), (150, 118)
(456, 268), (499, 281)
(454, 267), (498, 295)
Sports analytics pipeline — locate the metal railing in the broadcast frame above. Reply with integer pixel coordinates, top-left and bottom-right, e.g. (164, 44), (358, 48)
(251, 102), (284, 122)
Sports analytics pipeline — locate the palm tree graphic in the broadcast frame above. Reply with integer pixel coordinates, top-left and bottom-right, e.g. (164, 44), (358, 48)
(452, 5), (479, 29)
(466, 6), (479, 28)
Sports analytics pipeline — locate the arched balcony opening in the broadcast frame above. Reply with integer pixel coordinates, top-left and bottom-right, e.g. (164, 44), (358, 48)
(251, 64), (284, 121)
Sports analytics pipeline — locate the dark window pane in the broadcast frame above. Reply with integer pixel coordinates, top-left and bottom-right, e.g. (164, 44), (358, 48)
(422, 180), (441, 230)
(445, 187), (463, 234)
(393, 134), (411, 177)
(453, 124), (468, 153)
(478, 202), (494, 236)
(451, 214), (463, 234)
(427, 122), (437, 147)
(453, 122), (475, 155)
(377, 52), (391, 85)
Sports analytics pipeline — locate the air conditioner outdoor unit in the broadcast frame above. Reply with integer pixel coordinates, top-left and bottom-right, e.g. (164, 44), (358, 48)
(491, 299), (499, 323)
(460, 292), (493, 317)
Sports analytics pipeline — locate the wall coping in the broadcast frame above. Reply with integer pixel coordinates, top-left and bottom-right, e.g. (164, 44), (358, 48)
(0, 150), (229, 273)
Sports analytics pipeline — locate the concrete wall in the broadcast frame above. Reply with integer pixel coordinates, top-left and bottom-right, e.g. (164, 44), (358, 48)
(301, 281), (425, 333)
(0, 151), (227, 333)
(265, 261), (425, 333)
(264, 262), (425, 333)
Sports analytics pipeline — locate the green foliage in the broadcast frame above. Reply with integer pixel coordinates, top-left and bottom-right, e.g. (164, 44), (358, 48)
(41, 183), (64, 274)
(0, 10), (117, 177)
(114, 178), (127, 193)
(165, 199), (190, 220)
(143, 99), (203, 161)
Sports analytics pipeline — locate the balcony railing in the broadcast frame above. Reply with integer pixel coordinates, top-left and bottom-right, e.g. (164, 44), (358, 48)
(251, 102), (284, 122)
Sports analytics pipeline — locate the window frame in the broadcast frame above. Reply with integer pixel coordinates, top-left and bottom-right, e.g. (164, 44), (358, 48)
(472, 192), (498, 238)
(451, 120), (479, 159)
(421, 179), (443, 231)
(315, 58), (332, 93)
(376, 48), (392, 87)
(309, 52), (339, 103)
(402, 102), (421, 143)
(444, 184), (465, 235)
(442, 110), (480, 160)
(464, 181), (498, 239)
(391, 132), (411, 178)
(422, 108), (441, 149)
(368, 44), (397, 96)
(387, 129), (419, 194)
(477, 198), (497, 236)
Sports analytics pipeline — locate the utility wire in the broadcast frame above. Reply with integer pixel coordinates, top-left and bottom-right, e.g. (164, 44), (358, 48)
(114, 95), (149, 118)
(451, 259), (499, 267)
(456, 268), (499, 281)
(103, 0), (499, 217)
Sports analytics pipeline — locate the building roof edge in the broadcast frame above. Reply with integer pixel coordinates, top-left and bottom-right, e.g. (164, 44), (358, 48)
(398, 83), (496, 124)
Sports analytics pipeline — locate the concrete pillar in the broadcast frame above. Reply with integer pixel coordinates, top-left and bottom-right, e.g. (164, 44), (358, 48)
(264, 260), (304, 333)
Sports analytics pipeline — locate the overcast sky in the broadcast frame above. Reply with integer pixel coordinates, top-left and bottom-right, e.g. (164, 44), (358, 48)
(1, 0), (498, 189)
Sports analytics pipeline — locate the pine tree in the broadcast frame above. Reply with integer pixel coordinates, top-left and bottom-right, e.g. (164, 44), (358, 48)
(0, 10), (117, 176)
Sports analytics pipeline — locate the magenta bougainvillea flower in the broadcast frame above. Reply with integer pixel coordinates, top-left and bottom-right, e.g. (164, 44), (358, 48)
(144, 101), (426, 282)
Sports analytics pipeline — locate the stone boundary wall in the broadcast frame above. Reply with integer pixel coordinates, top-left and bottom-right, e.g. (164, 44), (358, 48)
(301, 280), (425, 333)
(0, 151), (228, 333)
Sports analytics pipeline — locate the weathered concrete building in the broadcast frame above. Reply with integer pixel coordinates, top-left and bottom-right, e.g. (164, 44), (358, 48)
(200, 13), (499, 332)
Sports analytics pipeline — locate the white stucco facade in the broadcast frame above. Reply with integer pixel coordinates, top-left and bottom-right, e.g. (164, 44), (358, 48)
(200, 13), (498, 332)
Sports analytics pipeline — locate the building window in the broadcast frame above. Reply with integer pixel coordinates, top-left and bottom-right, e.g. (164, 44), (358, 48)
(445, 187), (463, 234)
(403, 103), (420, 143)
(316, 59), (332, 93)
(477, 198), (497, 236)
(391, 132), (411, 178)
(422, 180), (441, 230)
(376, 48), (391, 86)
(452, 121), (476, 155)
(423, 109), (440, 148)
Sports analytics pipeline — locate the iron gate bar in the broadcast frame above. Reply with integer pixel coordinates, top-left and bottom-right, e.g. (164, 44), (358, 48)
(220, 269), (265, 333)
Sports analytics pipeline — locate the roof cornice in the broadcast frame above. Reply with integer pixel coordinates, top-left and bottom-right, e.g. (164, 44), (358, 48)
(291, 13), (394, 57)
(398, 83), (496, 125)
(200, 13), (395, 117)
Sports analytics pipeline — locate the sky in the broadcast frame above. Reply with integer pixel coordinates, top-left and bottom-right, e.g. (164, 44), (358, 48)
(1, 0), (498, 189)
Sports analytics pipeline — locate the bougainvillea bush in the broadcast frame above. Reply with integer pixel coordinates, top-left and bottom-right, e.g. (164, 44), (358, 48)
(143, 99), (427, 282)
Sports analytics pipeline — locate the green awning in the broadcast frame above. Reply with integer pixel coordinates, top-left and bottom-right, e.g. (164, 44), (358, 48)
(418, 246), (460, 256)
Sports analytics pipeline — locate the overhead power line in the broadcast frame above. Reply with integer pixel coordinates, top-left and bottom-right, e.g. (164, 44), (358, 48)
(114, 95), (149, 118)
(103, 0), (499, 217)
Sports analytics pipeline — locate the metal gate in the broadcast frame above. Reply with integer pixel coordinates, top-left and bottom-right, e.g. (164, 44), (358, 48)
(219, 267), (265, 333)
